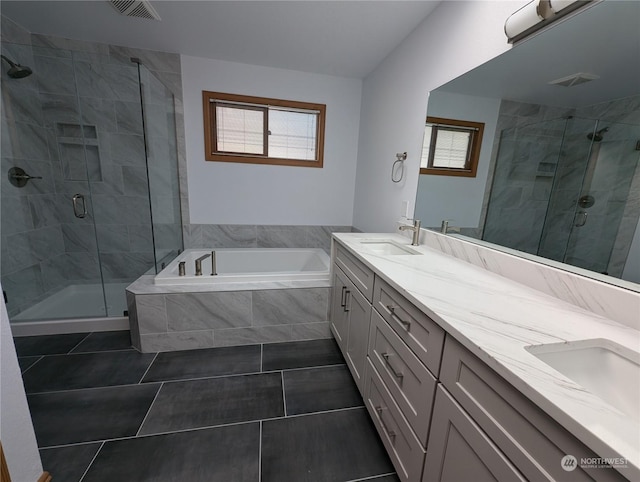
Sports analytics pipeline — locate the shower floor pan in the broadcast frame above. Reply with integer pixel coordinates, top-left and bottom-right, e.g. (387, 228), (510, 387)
(12, 283), (129, 322)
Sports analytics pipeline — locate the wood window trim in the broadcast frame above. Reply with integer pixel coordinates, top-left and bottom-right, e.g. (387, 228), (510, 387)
(420, 116), (484, 178)
(203, 91), (326, 168)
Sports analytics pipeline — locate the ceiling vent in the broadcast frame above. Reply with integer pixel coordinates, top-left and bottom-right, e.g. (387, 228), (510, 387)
(109, 0), (161, 20)
(548, 72), (599, 87)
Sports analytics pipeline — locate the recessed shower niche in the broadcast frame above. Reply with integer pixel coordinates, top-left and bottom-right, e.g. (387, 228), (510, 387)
(56, 122), (103, 182)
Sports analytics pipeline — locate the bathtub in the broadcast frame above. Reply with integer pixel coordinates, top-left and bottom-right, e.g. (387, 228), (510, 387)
(154, 248), (331, 285)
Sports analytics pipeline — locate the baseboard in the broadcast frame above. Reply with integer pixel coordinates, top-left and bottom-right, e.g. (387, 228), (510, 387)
(37, 472), (51, 482)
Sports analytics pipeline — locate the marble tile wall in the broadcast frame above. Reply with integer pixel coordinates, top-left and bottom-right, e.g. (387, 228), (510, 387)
(183, 224), (354, 253)
(127, 287), (331, 352)
(1, 15), (187, 318)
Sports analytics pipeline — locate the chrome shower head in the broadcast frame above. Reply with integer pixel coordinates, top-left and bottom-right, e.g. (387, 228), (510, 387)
(1, 55), (32, 79)
(587, 127), (609, 142)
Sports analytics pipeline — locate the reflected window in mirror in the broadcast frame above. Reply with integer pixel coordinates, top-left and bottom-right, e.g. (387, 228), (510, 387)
(420, 116), (484, 177)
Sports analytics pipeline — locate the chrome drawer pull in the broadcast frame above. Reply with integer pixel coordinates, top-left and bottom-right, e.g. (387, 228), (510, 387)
(375, 406), (397, 441)
(381, 353), (404, 380)
(386, 305), (411, 329)
(343, 290), (351, 312)
(340, 286), (347, 307)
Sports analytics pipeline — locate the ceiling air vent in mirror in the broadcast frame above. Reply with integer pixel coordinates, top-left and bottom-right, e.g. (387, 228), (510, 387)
(548, 72), (599, 87)
(109, 0), (161, 20)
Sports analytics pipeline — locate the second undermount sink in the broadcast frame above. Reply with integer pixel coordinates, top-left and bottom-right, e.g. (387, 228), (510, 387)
(358, 240), (421, 255)
(526, 339), (640, 421)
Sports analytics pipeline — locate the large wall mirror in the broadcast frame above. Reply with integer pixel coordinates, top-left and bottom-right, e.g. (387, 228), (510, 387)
(415, 0), (640, 292)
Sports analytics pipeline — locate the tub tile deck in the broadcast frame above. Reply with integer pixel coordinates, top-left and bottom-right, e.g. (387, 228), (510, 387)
(16, 333), (399, 482)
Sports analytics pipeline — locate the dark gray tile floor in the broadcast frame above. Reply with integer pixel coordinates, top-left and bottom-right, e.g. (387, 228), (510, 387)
(16, 332), (399, 482)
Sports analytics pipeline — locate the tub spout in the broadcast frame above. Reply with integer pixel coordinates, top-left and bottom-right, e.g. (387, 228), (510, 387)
(195, 253), (210, 276)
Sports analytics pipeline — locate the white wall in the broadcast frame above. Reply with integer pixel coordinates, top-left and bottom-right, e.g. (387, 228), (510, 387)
(0, 283), (43, 481)
(181, 55), (362, 226)
(353, 0), (526, 232)
(415, 91), (502, 228)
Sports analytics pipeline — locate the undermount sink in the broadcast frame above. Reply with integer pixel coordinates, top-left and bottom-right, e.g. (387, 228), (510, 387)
(358, 240), (421, 255)
(526, 339), (640, 421)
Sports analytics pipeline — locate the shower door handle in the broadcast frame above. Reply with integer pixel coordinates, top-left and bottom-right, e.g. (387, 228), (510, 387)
(72, 194), (87, 218)
(574, 211), (588, 227)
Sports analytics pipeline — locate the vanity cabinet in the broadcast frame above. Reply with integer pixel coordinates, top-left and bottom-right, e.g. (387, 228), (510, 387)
(330, 245), (374, 393)
(428, 336), (628, 482)
(331, 238), (630, 482)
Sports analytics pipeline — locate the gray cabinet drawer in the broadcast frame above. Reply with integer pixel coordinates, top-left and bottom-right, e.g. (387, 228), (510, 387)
(368, 309), (436, 446)
(423, 386), (526, 482)
(364, 358), (426, 482)
(440, 337), (629, 482)
(373, 277), (445, 376)
(335, 243), (375, 302)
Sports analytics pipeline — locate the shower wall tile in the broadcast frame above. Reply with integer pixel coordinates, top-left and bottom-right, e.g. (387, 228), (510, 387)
(39, 93), (79, 126)
(31, 34), (109, 56)
(74, 61), (139, 102)
(166, 292), (253, 331)
(79, 97), (117, 133)
(2, 189), (36, 229)
(28, 193), (62, 228)
(252, 288), (329, 327)
(100, 252), (155, 281)
(34, 55), (76, 95)
(1, 82), (44, 126)
(1, 15), (32, 45)
(182, 224), (203, 248)
(107, 132), (146, 165)
(128, 224), (154, 252)
(92, 195), (151, 225)
(1, 120), (50, 160)
(1, 264), (45, 308)
(95, 224), (130, 253)
(115, 101), (144, 135)
(62, 224), (99, 253)
(122, 166), (150, 197)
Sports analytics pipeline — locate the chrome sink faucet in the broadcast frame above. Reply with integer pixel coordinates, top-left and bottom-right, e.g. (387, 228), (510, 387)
(399, 219), (421, 246)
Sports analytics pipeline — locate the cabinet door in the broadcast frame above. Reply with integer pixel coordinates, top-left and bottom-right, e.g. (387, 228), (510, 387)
(329, 267), (350, 352)
(423, 386), (526, 482)
(344, 280), (372, 393)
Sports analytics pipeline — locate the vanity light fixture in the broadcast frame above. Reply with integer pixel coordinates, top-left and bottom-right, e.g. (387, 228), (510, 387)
(504, 0), (595, 44)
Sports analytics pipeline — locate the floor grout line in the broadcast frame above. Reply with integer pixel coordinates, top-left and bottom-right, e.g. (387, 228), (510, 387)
(26, 381), (163, 397)
(135, 382), (164, 437)
(138, 352), (160, 384)
(19, 355), (44, 375)
(67, 332), (94, 354)
(346, 473), (397, 482)
(258, 420), (263, 482)
(281, 371), (287, 417)
(77, 440), (105, 482)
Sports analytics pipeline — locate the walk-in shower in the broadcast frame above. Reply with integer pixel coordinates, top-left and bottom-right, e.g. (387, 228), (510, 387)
(483, 116), (640, 279)
(1, 38), (183, 332)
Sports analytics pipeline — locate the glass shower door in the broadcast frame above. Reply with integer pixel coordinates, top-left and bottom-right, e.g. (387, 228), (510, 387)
(1, 45), (108, 321)
(560, 120), (640, 275)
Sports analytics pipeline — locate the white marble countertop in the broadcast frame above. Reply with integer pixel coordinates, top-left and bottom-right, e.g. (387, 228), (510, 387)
(333, 232), (640, 479)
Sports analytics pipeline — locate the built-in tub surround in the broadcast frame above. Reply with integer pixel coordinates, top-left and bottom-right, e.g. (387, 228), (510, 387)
(335, 232), (640, 479)
(127, 248), (332, 352)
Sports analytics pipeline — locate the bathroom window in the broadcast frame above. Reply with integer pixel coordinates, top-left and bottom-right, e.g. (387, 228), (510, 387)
(203, 91), (326, 168)
(420, 116), (484, 177)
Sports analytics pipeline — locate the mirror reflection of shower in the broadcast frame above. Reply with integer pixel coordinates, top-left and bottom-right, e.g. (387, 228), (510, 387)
(482, 116), (640, 280)
(0, 54), (32, 78)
